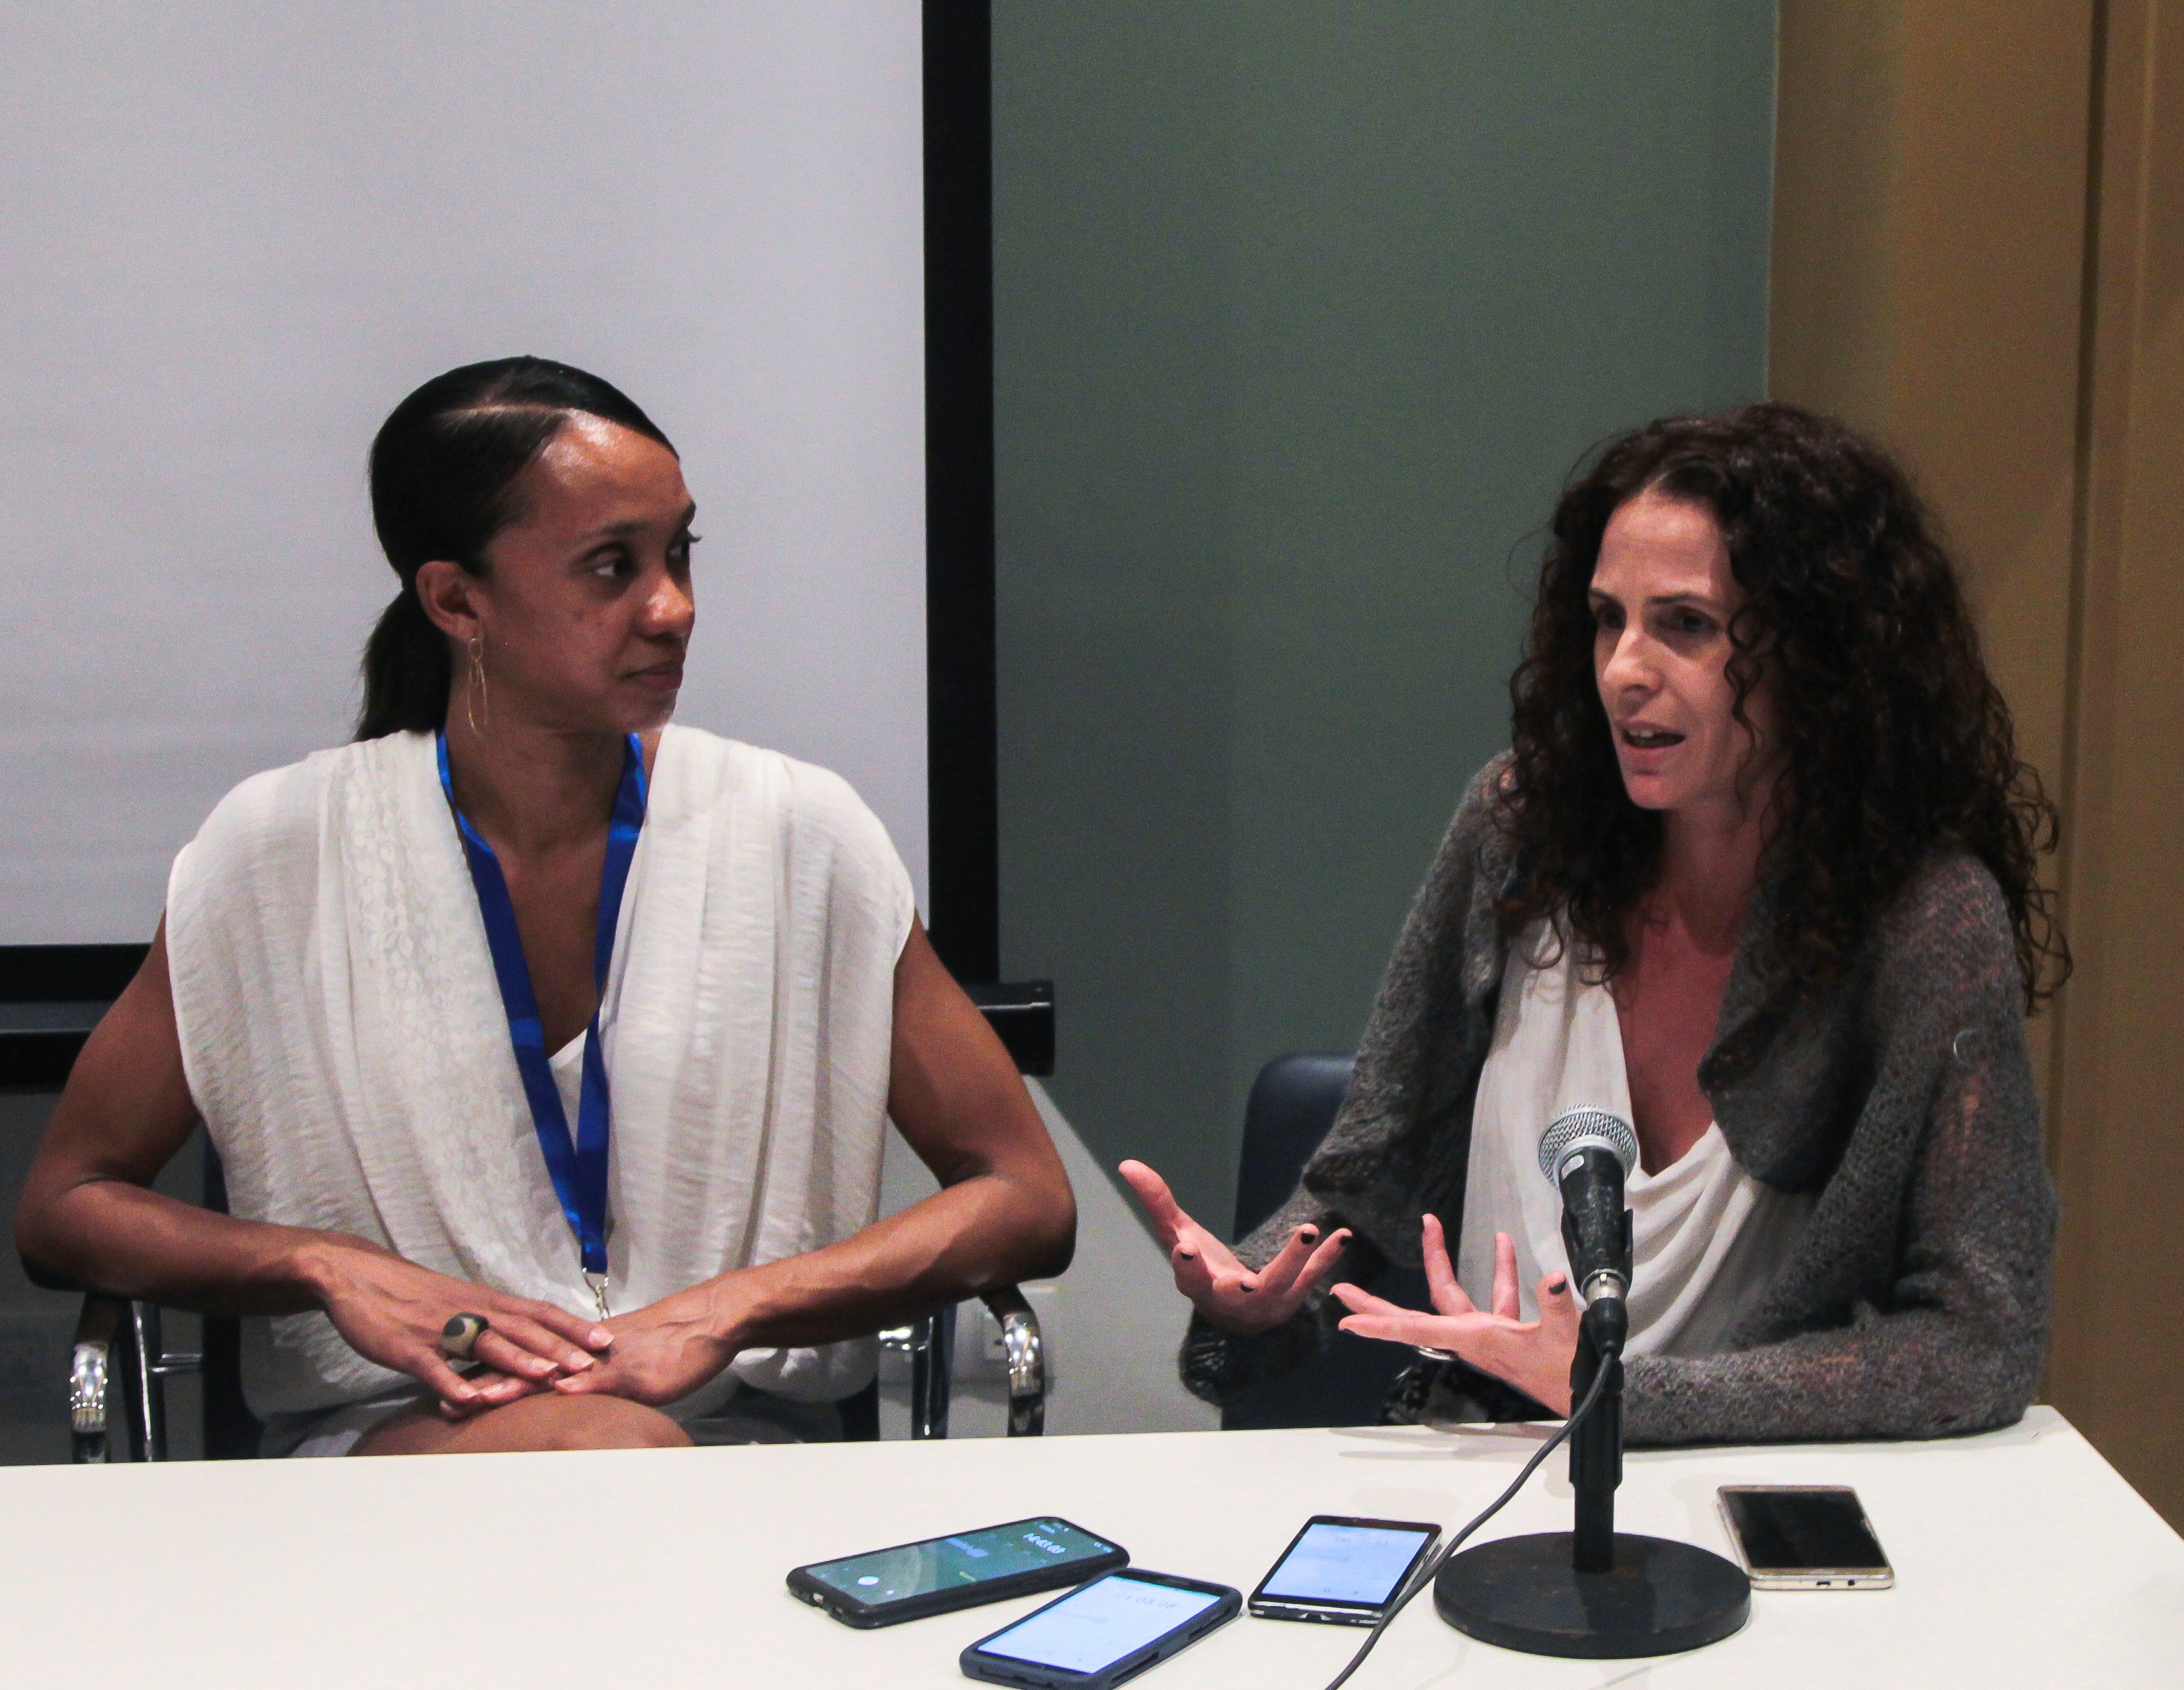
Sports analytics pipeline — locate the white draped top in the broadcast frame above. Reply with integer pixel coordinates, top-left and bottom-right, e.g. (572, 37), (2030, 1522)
(1457, 925), (1815, 1359)
(166, 725), (915, 1418)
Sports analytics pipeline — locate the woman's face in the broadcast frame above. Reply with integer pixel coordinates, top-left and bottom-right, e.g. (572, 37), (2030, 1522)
(1588, 489), (1770, 819)
(433, 414), (698, 738)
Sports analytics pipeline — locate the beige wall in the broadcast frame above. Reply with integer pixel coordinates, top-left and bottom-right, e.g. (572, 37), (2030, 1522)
(2046, 0), (2184, 1531)
(1772, 0), (2184, 1527)
(1772, 0), (2092, 799)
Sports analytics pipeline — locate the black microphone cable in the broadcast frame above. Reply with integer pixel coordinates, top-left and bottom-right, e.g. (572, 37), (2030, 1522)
(1319, 1360), (1616, 1690)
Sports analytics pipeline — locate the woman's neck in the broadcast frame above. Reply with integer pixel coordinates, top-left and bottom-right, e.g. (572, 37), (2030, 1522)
(441, 706), (627, 856)
(1652, 785), (1772, 953)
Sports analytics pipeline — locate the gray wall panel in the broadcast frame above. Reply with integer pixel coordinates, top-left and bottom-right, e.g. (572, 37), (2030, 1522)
(995, 2), (1777, 1230)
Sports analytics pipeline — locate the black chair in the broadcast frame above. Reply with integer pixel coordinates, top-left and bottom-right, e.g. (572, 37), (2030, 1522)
(67, 1142), (254, 1462)
(68, 1137), (1043, 1460)
(1218, 1053), (1430, 1431)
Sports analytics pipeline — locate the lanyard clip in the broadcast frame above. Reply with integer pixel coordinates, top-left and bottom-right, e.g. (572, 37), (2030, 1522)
(584, 1270), (612, 1321)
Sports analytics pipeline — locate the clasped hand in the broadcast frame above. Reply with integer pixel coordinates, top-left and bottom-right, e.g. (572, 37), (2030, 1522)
(531, 1285), (737, 1413)
(315, 1239), (744, 1417)
(311, 1237), (615, 1414)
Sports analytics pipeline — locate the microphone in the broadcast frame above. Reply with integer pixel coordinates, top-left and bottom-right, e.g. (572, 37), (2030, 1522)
(1429, 1104), (1750, 1660)
(1536, 1108), (1638, 1315)
(1441, 1104), (1747, 1659)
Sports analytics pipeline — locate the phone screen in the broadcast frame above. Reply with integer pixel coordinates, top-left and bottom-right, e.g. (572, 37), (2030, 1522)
(1721, 1489), (1888, 1573)
(976, 1574), (1223, 1674)
(1258, 1522), (1437, 1608)
(803, 1519), (1119, 1605)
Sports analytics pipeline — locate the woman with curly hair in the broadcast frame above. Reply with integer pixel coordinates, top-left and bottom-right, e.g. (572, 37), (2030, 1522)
(1122, 402), (2066, 1443)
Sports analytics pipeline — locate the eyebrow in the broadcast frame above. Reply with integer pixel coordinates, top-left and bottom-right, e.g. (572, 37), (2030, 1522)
(1588, 587), (1724, 609)
(578, 503), (698, 544)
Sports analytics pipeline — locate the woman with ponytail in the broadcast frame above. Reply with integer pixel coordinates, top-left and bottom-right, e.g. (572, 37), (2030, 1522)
(17, 357), (1075, 1456)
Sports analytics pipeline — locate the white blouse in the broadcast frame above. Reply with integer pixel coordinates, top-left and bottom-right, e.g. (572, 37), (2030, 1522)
(167, 725), (917, 1422)
(1456, 924), (1815, 1359)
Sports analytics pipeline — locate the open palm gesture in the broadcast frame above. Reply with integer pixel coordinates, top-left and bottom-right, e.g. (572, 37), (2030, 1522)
(1330, 1214), (1579, 1414)
(1119, 1159), (1351, 1336)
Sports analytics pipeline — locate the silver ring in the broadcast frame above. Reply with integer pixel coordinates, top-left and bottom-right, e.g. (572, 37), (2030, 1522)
(441, 1313), (490, 1359)
(1412, 1345), (1460, 1363)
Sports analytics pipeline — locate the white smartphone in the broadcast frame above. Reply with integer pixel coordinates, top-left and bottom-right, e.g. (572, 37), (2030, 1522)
(1717, 1485), (1894, 1590)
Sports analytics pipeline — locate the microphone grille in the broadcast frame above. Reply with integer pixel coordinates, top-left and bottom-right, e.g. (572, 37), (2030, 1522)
(1537, 1107), (1639, 1186)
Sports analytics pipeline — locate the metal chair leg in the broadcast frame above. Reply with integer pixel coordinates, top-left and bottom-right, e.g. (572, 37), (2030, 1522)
(129, 1302), (167, 1462)
(908, 1304), (955, 1440)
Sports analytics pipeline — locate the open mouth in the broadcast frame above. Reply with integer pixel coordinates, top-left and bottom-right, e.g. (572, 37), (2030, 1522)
(1619, 725), (1686, 750)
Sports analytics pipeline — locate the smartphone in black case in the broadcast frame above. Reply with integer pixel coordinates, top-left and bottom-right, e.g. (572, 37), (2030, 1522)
(789, 1518), (1128, 1628)
(960, 1569), (1241, 1688)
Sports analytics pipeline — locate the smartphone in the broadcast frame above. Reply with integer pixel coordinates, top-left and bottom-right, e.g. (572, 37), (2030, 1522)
(1717, 1486), (1894, 1590)
(789, 1518), (1128, 1628)
(1247, 1515), (1442, 1626)
(960, 1569), (1241, 1688)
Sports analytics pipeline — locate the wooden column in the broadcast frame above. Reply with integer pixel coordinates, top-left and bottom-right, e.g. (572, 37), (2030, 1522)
(2045, 0), (2184, 1530)
(1772, 0), (2184, 1525)
(1771, 0), (2095, 807)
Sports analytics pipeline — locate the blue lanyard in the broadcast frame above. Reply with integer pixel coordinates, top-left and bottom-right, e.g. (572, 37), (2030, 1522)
(437, 732), (647, 1287)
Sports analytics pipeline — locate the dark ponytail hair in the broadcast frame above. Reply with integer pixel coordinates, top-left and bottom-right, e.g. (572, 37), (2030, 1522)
(356, 356), (675, 739)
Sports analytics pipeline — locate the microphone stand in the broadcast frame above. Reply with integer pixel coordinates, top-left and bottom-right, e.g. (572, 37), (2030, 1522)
(1432, 1247), (1751, 1657)
(1569, 1294), (1623, 1575)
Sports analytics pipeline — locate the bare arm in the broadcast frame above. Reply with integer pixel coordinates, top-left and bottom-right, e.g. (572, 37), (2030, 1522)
(14, 922), (613, 1407)
(726, 914), (1077, 1339)
(16, 921), (323, 1312)
(553, 917), (1079, 1405)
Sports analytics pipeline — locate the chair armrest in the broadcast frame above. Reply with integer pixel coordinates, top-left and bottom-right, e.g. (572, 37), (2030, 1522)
(878, 1289), (1048, 1439)
(979, 1287), (1046, 1438)
(69, 1295), (125, 1464)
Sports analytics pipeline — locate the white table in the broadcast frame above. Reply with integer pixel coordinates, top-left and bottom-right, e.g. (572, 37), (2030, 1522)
(3, 1407), (2177, 1689)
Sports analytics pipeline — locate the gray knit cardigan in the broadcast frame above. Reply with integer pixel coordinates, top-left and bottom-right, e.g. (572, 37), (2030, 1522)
(1181, 757), (2058, 1445)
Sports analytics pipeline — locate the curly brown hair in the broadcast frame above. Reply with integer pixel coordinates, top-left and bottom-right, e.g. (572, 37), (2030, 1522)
(1498, 401), (2067, 1011)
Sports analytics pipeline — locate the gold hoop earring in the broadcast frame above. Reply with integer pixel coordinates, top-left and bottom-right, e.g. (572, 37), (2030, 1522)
(465, 630), (490, 737)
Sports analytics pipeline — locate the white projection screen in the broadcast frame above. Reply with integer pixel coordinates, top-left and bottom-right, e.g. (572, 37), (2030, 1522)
(0, 2), (928, 944)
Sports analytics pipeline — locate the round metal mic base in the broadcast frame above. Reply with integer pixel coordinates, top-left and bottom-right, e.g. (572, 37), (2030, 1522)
(1435, 1532), (1750, 1659)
